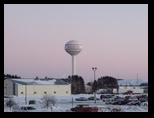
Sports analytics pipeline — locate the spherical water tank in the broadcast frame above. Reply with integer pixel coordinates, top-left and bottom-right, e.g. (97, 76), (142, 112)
(65, 40), (83, 56)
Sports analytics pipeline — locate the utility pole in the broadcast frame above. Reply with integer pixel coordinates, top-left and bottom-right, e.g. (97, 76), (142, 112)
(92, 67), (97, 104)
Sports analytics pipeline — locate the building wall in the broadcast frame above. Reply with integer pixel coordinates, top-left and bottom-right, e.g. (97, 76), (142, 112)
(15, 84), (18, 96)
(4, 79), (71, 97)
(113, 86), (144, 94)
(17, 85), (71, 97)
(4, 79), (14, 96)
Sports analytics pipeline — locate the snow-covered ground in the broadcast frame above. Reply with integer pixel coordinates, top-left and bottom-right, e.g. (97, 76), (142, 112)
(4, 94), (148, 112)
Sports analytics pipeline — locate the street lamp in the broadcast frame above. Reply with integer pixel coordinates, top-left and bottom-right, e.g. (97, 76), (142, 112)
(92, 67), (97, 104)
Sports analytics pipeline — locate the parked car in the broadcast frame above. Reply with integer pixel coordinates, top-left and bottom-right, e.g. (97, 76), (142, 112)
(12, 105), (37, 112)
(128, 96), (138, 101)
(127, 100), (140, 106)
(112, 96), (125, 101)
(118, 99), (130, 105)
(75, 97), (87, 101)
(136, 94), (147, 100)
(105, 99), (113, 104)
(125, 95), (131, 99)
(100, 94), (115, 100)
(29, 100), (36, 105)
(141, 101), (148, 106)
(112, 100), (120, 105)
(139, 96), (148, 102)
(105, 99), (119, 105)
(88, 96), (100, 100)
(71, 104), (98, 112)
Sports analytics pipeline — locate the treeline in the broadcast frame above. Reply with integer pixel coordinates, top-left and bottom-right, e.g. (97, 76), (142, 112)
(87, 76), (119, 93)
(62, 75), (119, 94)
(62, 75), (85, 94)
(4, 74), (21, 79)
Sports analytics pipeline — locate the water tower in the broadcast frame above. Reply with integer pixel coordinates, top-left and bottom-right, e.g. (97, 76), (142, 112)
(65, 40), (83, 76)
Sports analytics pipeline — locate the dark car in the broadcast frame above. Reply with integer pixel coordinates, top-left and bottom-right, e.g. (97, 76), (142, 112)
(100, 94), (115, 99)
(136, 95), (147, 100)
(118, 99), (130, 105)
(139, 97), (148, 102)
(88, 96), (100, 100)
(75, 97), (87, 101)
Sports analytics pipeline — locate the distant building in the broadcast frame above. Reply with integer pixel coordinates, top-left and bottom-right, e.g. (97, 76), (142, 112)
(84, 85), (92, 93)
(113, 86), (144, 94)
(139, 83), (148, 93)
(4, 78), (71, 97)
(116, 79), (148, 94)
(96, 89), (109, 94)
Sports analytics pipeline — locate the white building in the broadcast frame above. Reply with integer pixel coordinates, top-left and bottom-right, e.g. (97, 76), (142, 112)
(84, 85), (92, 93)
(4, 78), (71, 97)
(113, 86), (144, 94)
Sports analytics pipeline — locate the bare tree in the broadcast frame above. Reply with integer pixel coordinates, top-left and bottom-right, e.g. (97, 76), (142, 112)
(50, 96), (56, 106)
(42, 95), (57, 110)
(6, 98), (16, 111)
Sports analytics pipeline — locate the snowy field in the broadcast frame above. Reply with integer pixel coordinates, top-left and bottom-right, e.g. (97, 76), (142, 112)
(4, 94), (148, 112)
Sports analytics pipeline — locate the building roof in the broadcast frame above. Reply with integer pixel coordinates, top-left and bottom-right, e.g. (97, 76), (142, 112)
(8, 78), (70, 85)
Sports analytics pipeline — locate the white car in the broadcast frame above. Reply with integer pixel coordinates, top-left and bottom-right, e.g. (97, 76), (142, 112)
(141, 101), (148, 106)
(12, 105), (37, 112)
(128, 96), (138, 101)
(127, 100), (140, 106)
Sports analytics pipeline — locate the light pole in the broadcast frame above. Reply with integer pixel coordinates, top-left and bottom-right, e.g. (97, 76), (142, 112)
(92, 67), (97, 104)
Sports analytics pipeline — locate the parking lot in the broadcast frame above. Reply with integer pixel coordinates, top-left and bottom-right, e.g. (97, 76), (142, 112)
(4, 93), (148, 112)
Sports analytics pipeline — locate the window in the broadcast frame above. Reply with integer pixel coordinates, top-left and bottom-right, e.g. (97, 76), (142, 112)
(66, 91), (68, 93)
(44, 92), (47, 94)
(54, 91), (56, 94)
(21, 92), (24, 94)
(34, 92), (37, 94)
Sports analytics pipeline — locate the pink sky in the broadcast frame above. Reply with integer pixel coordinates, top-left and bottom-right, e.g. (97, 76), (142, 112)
(4, 4), (148, 82)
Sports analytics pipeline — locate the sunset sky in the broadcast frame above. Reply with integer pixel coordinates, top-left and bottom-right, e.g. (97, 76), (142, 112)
(4, 4), (148, 82)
